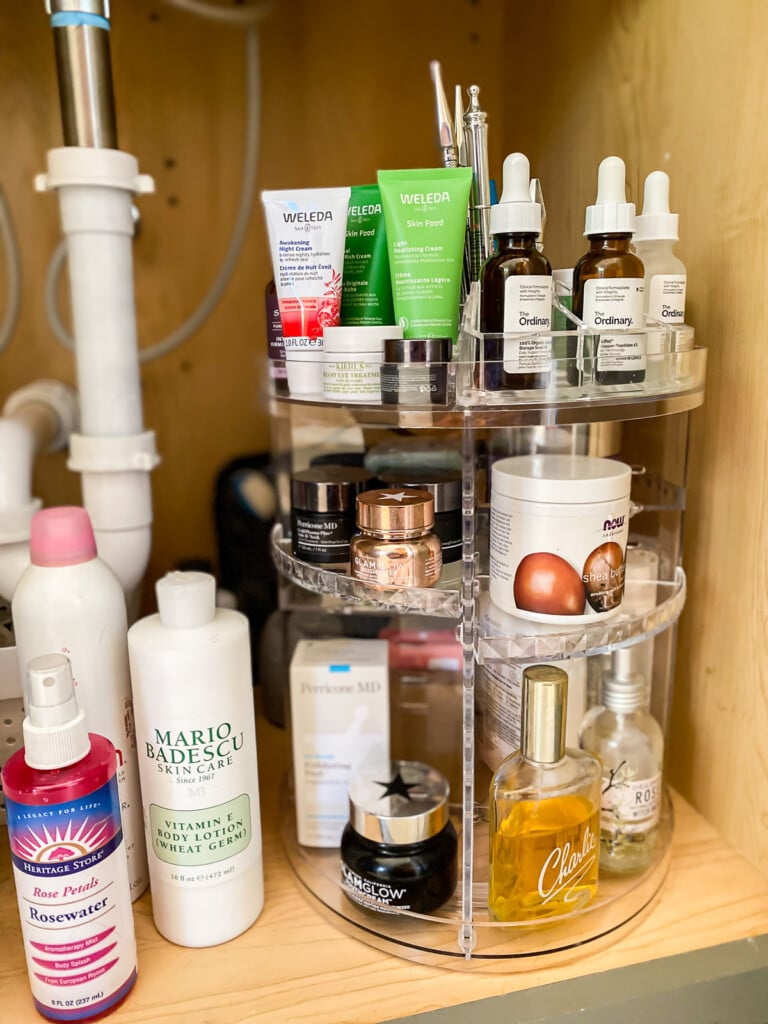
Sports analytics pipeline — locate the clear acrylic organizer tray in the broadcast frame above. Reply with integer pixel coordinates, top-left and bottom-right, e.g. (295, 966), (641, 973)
(269, 324), (704, 420)
(281, 783), (673, 969)
(270, 523), (685, 662)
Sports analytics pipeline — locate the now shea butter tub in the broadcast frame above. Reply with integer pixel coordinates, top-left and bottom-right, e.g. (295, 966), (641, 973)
(261, 186), (351, 395)
(489, 454), (632, 623)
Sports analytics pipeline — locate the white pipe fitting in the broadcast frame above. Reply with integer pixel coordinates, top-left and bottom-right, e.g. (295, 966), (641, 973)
(0, 381), (78, 599)
(36, 149), (153, 437)
(68, 431), (160, 598)
(36, 149), (159, 600)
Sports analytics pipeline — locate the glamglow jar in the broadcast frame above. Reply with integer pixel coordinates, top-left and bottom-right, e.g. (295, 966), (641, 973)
(340, 759), (458, 914)
(350, 489), (442, 590)
(489, 454), (632, 623)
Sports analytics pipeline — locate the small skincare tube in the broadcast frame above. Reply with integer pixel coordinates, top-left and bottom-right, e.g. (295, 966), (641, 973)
(261, 186), (351, 395)
(377, 168), (472, 344)
(341, 184), (395, 326)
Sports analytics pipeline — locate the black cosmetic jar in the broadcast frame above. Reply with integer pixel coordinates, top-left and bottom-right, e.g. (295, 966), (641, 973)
(340, 759), (458, 914)
(380, 337), (452, 406)
(290, 465), (375, 566)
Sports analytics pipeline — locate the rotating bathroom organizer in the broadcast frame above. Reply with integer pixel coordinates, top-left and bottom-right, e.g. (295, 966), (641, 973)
(267, 324), (705, 970)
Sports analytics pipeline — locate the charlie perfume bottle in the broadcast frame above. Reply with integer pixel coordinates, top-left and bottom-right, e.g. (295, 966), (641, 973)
(488, 665), (601, 922)
(579, 647), (664, 874)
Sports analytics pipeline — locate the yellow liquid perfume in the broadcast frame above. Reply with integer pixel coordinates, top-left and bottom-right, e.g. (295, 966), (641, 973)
(488, 665), (601, 922)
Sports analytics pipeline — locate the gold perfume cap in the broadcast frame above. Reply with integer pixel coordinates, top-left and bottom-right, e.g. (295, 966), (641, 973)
(356, 488), (435, 538)
(521, 665), (568, 764)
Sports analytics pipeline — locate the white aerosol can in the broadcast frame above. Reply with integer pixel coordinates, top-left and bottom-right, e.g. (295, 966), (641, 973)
(127, 571), (264, 947)
(11, 506), (148, 900)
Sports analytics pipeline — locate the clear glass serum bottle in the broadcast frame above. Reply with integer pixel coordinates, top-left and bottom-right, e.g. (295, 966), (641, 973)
(488, 665), (601, 922)
(579, 648), (664, 874)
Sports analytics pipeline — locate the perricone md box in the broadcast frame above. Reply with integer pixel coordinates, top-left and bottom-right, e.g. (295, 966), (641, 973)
(289, 639), (389, 847)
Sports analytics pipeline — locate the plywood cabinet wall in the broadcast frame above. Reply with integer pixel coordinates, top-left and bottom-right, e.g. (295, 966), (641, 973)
(1, 1), (765, 875)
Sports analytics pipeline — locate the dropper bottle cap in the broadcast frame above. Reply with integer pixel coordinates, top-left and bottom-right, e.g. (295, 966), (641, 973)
(156, 570), (217, 629)
(633, 170), (679, 242)
(23, 654), (90, 770)
(490, 153), (542, 236)
(584, 156), (636, 236)
(521, 664), (567, 764)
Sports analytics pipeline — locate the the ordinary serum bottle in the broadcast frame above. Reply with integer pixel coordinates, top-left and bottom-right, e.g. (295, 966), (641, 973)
(579, 647), (664, 874)
(633, 171), (687, 384)
(572, 156), (645, 386)
(479, 152), (552, 391)
(488, 665), (601, 922)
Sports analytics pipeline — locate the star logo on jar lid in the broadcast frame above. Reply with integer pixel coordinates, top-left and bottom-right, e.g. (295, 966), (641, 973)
(375, 772), (418, 801)
(381, 491), (410, 503)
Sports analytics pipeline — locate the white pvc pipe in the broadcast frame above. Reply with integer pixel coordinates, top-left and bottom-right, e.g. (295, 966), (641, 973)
(37, 149), (159, 602)
(59, 185), (143, 437)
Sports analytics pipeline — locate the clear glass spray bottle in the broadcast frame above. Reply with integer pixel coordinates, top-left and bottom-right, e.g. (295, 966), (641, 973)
(579, 646), (664, 874)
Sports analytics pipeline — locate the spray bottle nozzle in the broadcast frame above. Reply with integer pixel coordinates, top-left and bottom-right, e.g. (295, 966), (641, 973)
(23, 654), (90, 770)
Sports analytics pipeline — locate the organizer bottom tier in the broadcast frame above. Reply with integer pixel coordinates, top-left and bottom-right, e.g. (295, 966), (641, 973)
(281, 789), (673, 970)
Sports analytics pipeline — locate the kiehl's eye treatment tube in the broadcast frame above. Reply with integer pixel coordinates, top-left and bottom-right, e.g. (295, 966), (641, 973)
(261, 186), (351, 395)
(378, 167), (472, 343)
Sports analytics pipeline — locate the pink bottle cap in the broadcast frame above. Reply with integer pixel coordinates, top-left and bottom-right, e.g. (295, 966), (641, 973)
(30, 506), (98, 567)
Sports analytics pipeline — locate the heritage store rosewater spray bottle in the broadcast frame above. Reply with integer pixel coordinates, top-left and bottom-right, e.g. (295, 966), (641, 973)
(2, 655), (137, 1021)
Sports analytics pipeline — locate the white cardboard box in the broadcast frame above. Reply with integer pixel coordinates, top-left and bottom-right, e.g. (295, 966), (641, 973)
(289, 638), (389, 847)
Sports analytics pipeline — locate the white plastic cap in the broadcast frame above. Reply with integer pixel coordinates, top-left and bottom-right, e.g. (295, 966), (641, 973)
(584, 156), (636, 236)
(633, 170), (679, 242)
(157, 571), (216, 629)
(490, 153), (542, 236)
(552, 268), (574, 294)
(23, 654), (90, 770)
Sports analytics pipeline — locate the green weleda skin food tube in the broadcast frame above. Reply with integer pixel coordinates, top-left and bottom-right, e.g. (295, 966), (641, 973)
(378, 167), (472, 344)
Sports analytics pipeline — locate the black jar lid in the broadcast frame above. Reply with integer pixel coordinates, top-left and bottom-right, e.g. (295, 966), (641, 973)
(378, 469), (461, 512)
(382, 337), (452, 364)
(348, 759), (450, 845)
(291, 465), (375, 513)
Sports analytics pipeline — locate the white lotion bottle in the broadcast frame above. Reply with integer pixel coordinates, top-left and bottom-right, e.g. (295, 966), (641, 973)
(11, 506), (148, 900)
(633, 171), (688, 383)
(127, 571), (264, 947)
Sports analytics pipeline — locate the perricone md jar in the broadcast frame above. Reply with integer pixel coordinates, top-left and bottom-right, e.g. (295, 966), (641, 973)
(340, 759), (458, 914)
(489, 454), (632, 623)
(350, 489), (442, 590)
(290, 466), (375, 568)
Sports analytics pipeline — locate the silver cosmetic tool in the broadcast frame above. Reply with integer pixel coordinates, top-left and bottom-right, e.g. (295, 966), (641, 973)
(463, 85), (492, 280)
(429, 60), (458, 168)
(530, 178), (546, 253)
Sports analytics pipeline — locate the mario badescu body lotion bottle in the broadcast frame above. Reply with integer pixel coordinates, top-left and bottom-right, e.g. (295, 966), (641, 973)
(127, 572), (264, 947)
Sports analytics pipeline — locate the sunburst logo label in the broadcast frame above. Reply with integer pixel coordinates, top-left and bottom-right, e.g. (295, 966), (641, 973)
(11, 818), (114, 865)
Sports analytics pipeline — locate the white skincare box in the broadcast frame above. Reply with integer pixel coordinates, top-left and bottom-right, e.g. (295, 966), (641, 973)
(289, 638), (389, 847)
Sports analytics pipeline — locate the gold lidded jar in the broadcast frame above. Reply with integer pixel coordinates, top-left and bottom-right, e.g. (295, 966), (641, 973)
(350, 489), (442, 590)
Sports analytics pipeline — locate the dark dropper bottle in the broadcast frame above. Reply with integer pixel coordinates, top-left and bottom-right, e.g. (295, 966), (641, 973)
(570, 157), (645, 386)
(479, 153), (552, 391)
